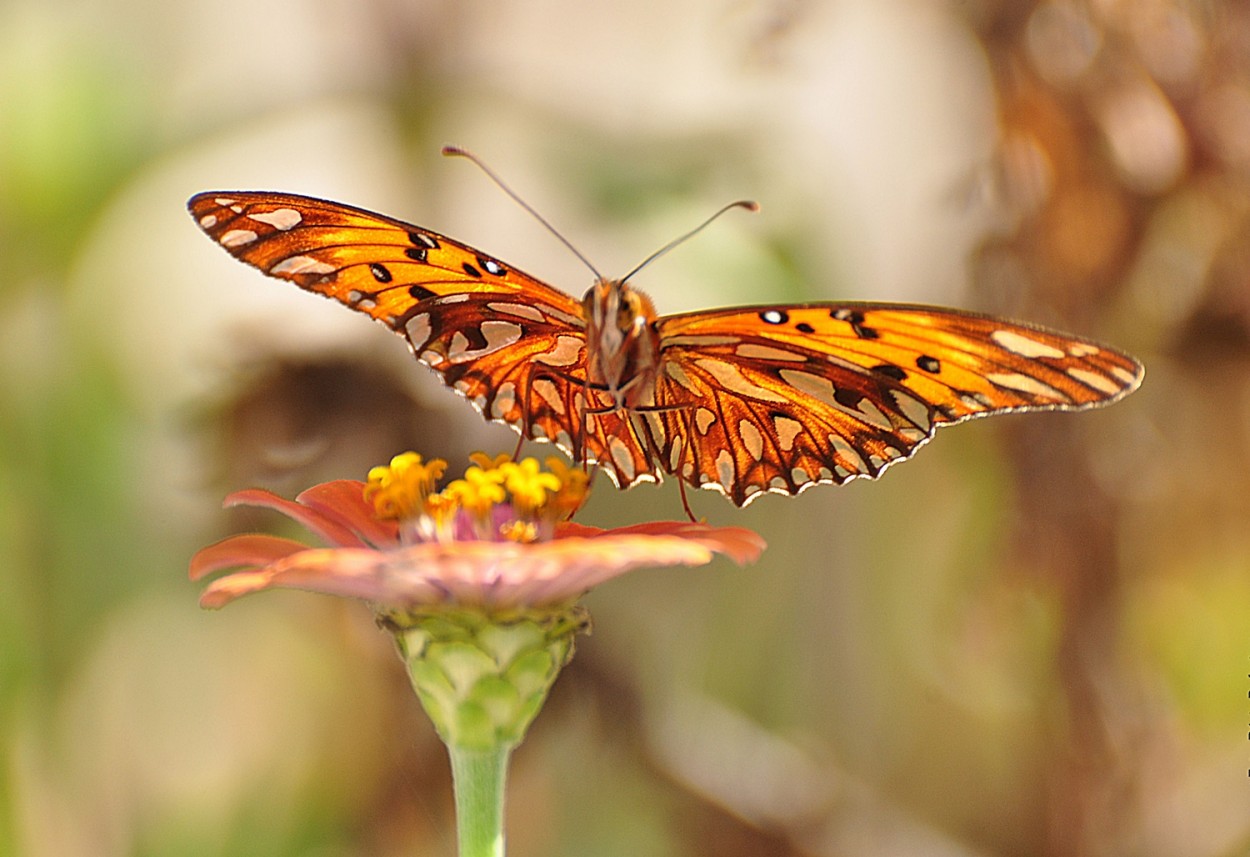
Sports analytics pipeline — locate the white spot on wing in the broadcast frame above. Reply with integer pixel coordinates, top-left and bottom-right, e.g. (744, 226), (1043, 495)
(891, 391), (932, 432)
(608, 436), (637, 481)
(779, 369), (838, 407)
(668, 435), (683, 471)
(535, 302), (584, 327)
(249, 208), (302, 230)
(664, 361), (702, 395)
(214, 197), (237, 207)
(734, 343), (808, 362)
(857, 399), (892, 431)
(405, 313), (431, 349)
(1111, 365), (1138, 385)
(773, 416), (803, 451)
(491, 382), (517, 419)
(830, 434), (867, 474)
(643, 411), (667, 447)
(987, 372), (1069, 400)
(715, 449), (734, 487)
(199, 214), (217, 228)
(991, 329), (1065, 359)
(695, 358), (788, 403)
(695, 407), (716, 434)
(532, 378), (565, 415)
(447, 321), (524, 364)
(534, 335), (583, 367)
(220, 229), (258, 248)
(738, 419), (764, 461)
(271, 255), (335, 275)
(1067, 367), (1121, 395)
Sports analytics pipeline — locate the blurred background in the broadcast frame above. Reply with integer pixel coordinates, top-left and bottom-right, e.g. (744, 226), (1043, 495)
(1, 0), (1246, 855)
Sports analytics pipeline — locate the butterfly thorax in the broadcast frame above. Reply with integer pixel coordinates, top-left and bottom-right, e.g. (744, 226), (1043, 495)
(582, 280), (661, 410)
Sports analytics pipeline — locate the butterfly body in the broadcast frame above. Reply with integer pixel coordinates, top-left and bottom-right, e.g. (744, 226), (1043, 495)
(582, 279), (662, 413)
(188, 190), (1143, 507)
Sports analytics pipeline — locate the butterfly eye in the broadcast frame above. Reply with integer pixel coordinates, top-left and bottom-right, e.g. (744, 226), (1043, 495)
(618, 293), (642, 327)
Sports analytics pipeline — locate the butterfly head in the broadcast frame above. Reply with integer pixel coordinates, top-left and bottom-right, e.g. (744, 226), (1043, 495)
(582, 279), (660, 408)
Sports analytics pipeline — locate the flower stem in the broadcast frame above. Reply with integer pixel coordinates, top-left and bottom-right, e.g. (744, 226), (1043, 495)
(449, 743), (513, 857)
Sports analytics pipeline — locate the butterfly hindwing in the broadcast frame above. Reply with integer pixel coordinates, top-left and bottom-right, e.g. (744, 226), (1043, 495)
(652, 303), (1142, 504)
(404, 291), (657, 486)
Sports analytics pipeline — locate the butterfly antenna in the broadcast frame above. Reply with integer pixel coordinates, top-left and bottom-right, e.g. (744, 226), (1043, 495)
(620, 199), (759, 285)
(442, 145), (604, 281)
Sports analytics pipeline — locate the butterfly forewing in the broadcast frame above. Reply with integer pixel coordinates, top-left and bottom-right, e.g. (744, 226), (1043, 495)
(188, 191), (579, 327)
(652, 303), (1143, 505)
(188, 191), (662, 485)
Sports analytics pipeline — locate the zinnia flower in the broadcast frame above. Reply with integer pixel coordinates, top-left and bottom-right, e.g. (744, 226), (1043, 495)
(190, 452), (765, 857)
(190, 452), (763, 613)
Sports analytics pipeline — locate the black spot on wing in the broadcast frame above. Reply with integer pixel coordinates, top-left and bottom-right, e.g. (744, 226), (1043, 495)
(408, 231), (438, 250)
(917, 355), (941, 373)
(409, 284), (437, 301)
(872, 364), (907, 381)
(834, 387), (862, 409)
(477, 256), (506, 277)
(369, 263), (392, 283)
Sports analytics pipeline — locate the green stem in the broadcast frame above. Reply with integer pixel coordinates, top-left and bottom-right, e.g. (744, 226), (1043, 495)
(449, 743), (513, 857)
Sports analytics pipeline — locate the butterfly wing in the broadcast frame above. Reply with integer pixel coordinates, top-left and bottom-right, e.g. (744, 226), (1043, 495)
(651, 303), (1143, 506)
(188, 191), (656, 479)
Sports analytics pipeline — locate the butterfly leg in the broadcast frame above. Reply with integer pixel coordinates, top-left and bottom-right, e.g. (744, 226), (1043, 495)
(677, 475), (697, 522)
(634, 400), (700, 522)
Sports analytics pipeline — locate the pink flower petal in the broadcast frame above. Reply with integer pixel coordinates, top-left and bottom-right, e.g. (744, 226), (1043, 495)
(189, 534), (311, 580)
(556, 520), (765, 565)
(198, 530), (754, 611)
(295, 480), (400, 547)
(223, 484), (373, 548)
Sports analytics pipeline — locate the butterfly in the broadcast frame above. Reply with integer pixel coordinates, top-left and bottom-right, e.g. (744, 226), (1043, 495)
(188, 181), (1143, 509)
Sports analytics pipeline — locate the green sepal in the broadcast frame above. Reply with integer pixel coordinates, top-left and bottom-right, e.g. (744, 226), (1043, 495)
(391, 606), (588, 751)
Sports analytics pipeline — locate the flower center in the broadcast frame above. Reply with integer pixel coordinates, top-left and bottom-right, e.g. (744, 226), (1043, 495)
(365, 452), (590, 543)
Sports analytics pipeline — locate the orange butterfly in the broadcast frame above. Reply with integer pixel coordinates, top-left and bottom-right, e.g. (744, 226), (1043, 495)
(188, 173), (1142, 509)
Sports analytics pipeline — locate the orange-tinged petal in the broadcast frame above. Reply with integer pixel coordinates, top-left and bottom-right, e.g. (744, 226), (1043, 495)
(223, 483), (374, 548)
(188, 534), (311, 580)
(555, 521), (766, 566)
(295, 479), (400, 546)
(197, 531), (751, 611)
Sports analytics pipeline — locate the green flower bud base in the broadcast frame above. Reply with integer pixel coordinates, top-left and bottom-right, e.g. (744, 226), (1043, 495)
(392, 607), (587, 857)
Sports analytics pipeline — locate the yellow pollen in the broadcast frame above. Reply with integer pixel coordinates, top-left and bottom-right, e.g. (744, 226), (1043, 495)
(441, 466), (507, 517)
(499, 520), (539, 543)
(469, 451), (514, 471)
(500, 458), (561, 513)
(364, 452), (447, 520)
